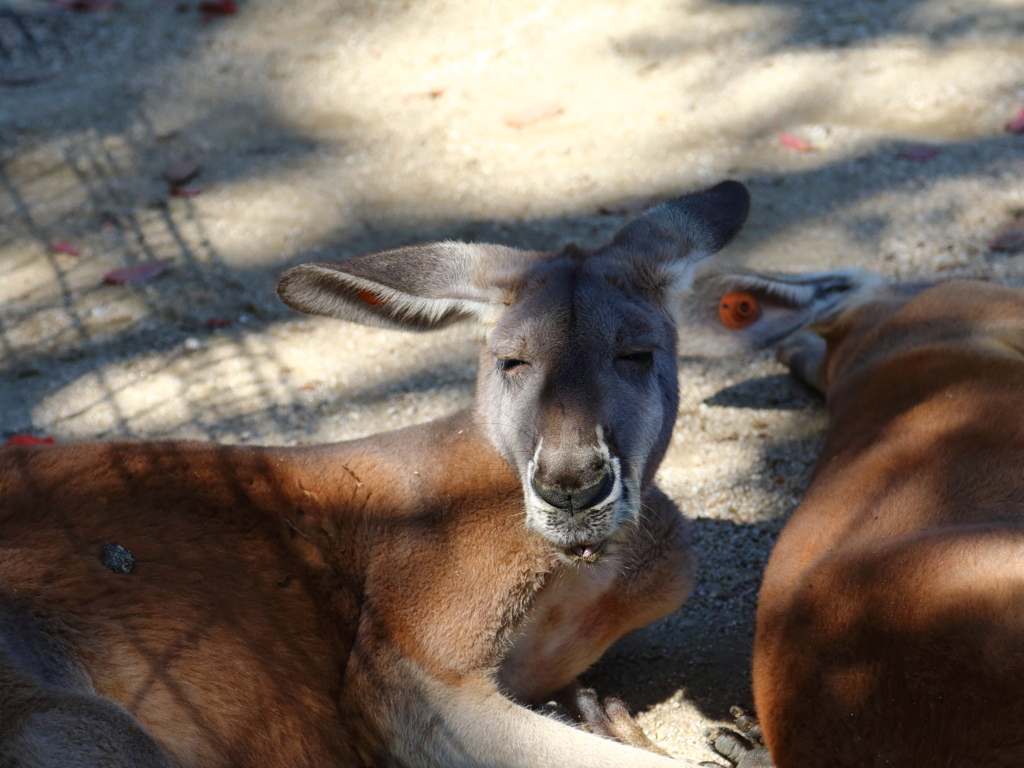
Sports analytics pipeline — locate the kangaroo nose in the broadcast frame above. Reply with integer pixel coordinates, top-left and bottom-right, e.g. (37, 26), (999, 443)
(532, 468), (614, 513)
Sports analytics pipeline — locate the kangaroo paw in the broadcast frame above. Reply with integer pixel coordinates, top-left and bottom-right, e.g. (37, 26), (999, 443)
(703, 708), (773, 768)
(575, 688), (671, 757)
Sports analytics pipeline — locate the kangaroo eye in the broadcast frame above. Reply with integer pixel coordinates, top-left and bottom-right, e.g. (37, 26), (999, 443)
(498, 358), (529, 374)
(618, 350), (654, 365)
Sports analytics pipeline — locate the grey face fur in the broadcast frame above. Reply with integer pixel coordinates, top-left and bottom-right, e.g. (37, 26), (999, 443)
(477, 249), (681, 558)
(277, 181), (750, 560)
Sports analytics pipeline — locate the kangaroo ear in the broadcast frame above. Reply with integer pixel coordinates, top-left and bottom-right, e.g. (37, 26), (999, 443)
(277, 242), (536, 331)
(601, 180), (751, 295)
(675, 267), (883, 357)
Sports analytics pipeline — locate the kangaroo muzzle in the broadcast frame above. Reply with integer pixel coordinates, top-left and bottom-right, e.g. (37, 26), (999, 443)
(530, 465), (614, 514)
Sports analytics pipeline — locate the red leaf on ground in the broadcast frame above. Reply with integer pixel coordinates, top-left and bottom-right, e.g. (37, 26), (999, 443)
(102, 261), (171, 285)
(504, 103), (563, 128)
(897, 145), (940, 161)
(164, 154), (201, 187)
(170, 185), (203, 197)
(199, 0), (236, 18)
(779, 132), (813, 152)
(1006, 107), (1024, 134)
(988, 214), (1024, 253)
(205, 317), (233, 329)
(50, 240), (80, 256)
(3, 434), (55, 447)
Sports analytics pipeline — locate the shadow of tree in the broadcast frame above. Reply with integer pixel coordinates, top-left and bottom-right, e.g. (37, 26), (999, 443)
(703, 373), (821, 410)
(707, 0), (1024, 49)
(613, 0), (1024, 59)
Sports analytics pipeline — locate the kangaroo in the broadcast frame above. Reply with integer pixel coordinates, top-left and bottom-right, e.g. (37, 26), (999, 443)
(678, 271), (1024, 768)
(0, 181), (750, 768)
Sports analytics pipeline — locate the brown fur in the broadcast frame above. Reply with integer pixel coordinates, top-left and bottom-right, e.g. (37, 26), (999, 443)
(0, 412), (693, 767)
(754, 281), (1024, 767)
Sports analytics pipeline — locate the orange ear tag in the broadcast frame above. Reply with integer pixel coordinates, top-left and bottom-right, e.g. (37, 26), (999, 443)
(718, 291), (760, 330)
(358, 288), (384, 306)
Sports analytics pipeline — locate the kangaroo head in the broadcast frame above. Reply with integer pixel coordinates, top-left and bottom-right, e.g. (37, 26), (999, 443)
(673, 264), (886, 393)
(277, 181), (750, 561)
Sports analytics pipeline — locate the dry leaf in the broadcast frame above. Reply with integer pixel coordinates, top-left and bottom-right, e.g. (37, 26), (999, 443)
(988, 214), (1024, 253)
(3, 435), (55, 447)
(897, 146), (940, 161)
(403, 87), (446, 102)
(50, 0), (116, 9)
(779, 132), (813, 152)
(199, 0), (236, 18)
(170, 186), (203, 197)
(1006, 107), (1024, 134)
(50, 241), (80, 256)
(504, 103), (563, 128)
(0, 71), (53, 86)
(597, 195), (663, 216)
(102, 261), (171, 285)
(164, 154), (201, 187)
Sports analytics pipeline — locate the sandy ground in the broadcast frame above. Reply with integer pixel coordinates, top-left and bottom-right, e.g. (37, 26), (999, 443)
(2, 0), (1024, 761)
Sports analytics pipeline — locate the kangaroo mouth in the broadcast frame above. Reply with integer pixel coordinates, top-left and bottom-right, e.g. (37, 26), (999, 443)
(567, 540), (606, 562)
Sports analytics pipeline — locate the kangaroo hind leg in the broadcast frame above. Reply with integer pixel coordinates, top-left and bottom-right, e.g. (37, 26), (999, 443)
(0, 601), (172, 768)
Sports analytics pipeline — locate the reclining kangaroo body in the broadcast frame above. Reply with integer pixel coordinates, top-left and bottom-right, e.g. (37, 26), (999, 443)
(0, 181), (751, 768)
(685, 273), (1024, 768)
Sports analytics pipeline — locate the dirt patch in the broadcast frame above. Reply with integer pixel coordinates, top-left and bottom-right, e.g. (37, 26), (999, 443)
(2, 0), (1024, 761)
